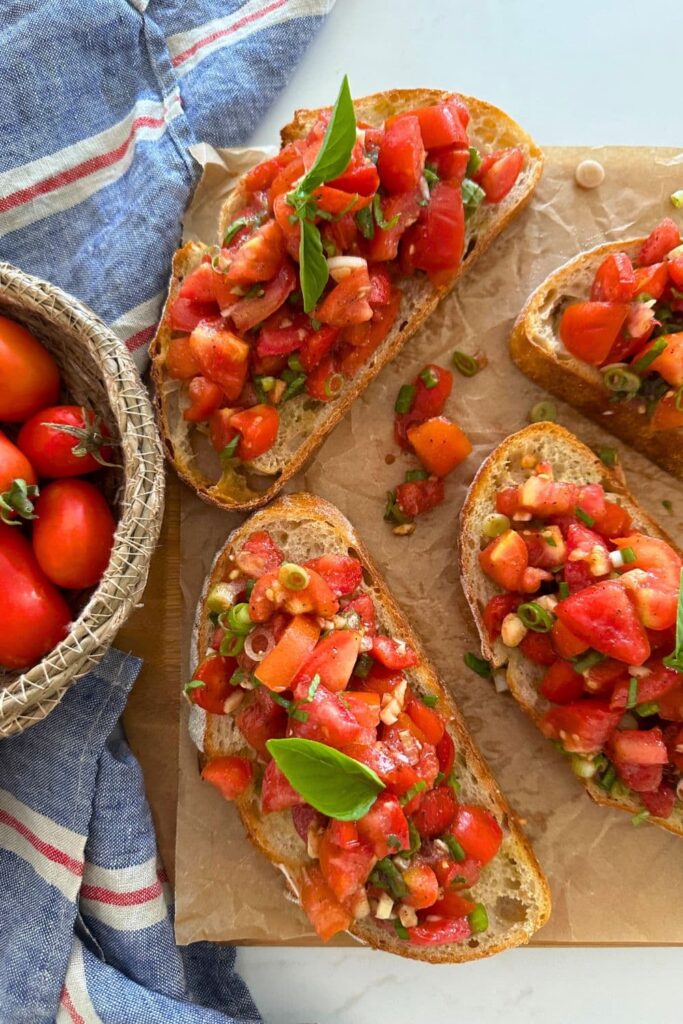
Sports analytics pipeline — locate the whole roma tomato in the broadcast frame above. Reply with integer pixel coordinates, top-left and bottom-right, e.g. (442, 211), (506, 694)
(32, 479), (116, 589)
(0, 316), (61, 421)
(18, 406), (115, 477)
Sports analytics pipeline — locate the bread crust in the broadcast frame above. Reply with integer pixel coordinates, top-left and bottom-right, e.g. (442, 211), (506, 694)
(193, 493), (550, 962)
(509, 238), (683, 479)
(460, 422), (683, 837)
(151, 89), (543, 511)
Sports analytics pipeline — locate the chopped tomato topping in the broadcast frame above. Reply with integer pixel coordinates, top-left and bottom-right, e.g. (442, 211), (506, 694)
(541, 700), (622, 754)
(639, 218), (680, 266)
(590, 253), (637, 303)
(261, 759), (305, 813)
(254, 614), (321, 691)
(395, 477), (445, 518)
(300, 865), (352, 942)
(201, 755), (253, 800)
(371, 634), (419, 670)
(183, 376), (223, 423)
(479, 529), (528, 591)
(559, 301), (630, 365)
(450, 805), (502, 866)
(411, 786), (457, 838)
(377, 116), (426, 194)
(407, 416), (472, 477)
(357, 792), (409, 858)
(539, 660), (585, 705)
(402, 863), (440, 909)
(555, 579), (651, 665)
(303, 554), (363, 596)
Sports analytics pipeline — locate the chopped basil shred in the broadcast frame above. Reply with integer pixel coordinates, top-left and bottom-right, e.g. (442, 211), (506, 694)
(223, 213), (262, 245)
(632, 338), (668, 374)
(220, 435), (240, 461)
(461, 177), (485, 219)
(384, 490), (412, 525)
(466, 146), (482, 176)
(625, 677), (639, 709)
(575, 506), (595, 527)
(631, 809), (651, 826)
(184, 679), (206, 693)
(405, 468), (429, 482)
(420, 693), (438, 708)
(372, 193), (400, 230)
(399, 780), (427, 806)
(663, 568), (683, 673)
(598, 447), (619, 468)
(572, 649), (605, 673)
(464, 652), (492, 678)
(440, 833), (466, 861)
(395, 383), (416, 414)
(355, 204), (374, 239)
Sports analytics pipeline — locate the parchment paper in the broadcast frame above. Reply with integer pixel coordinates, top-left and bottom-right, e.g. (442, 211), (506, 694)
(173, 146), (683, 946)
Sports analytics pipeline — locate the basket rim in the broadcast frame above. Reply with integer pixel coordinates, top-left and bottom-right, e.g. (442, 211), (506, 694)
(0, 261), (165, 732)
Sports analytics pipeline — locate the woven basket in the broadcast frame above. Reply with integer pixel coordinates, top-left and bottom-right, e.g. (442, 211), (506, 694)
(0, 263), (165, 737)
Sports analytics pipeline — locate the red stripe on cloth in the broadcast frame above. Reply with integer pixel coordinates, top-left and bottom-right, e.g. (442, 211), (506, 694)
(125, 323), (156, 351)
(80, 876), (163, 907)
(0, 807), (83, 875)
(60, 989), (86, 1024)
(0, 114), (166, 214)
(171, 0), (288, 67)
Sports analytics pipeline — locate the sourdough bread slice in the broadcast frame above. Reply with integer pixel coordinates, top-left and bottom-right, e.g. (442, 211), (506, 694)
(509, 237), (683, 479)
(190, 493), (550, 963)
(152, 89), (543, 511)
(460, 422), (683, 837)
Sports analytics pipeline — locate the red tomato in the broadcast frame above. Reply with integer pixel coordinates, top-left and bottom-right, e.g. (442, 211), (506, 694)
(430, 890), (476, 920)
(254, 614), (321, 691)
(377, 116), (425, 193)
(183, 376), (223, 423)
(208, 408), (237, 454)
(371, 634), (419, 670)
(228, 405), (279, 461)
(164, 336), (201, 380)
(540, 700), (621, 754)
(632, 262), (670, 300)
(0, 316), (61, 421)
(621, 569), (679, 631)
(390, 101), (468, 150)
(0, 432), (37, 518)
(357, 792), (410, 858)
(290, 681), (370, 748)
(316, 267), (373, 327)
(515, 475), (579, 516)
(201, 756), (253, 800)
(300, 865), (352, 942)
(559, 301), (630, 365)
(556, 579), (651, 665)
(640, 784), (676, 818)
(405, 916), (472, 946)
(563, 522), (610, 593)
(337, 287), (402, 377)
(189, 322), (249, 400)
(407, 416), (472, 477)
(612, 534), (681, 586)
(658, 680), (683, 722)
(32, 480), (115, 590)
(550, 620), (588, 661)
(590, 253), (637, 302)
(521, 526), (566, 569)
(299, 325), (339, 372)
(610, 661), (679, 711)
(394, 364), (453, 448)
(435, 730), (456, 775)
(403, 863), (440, 909)
(408, 181), (465, 273)
(540, 660), (585, 704)
(519, 632), (557, 666)
(187, 654), (235, 715)
(305, 354), (345, 402)
(639, 218), (681, 266)
(612, 727), (668, 766)
(614, 758), (663, 793)
(235, 688), (287, 758)
(328, 159), (380, 197)
(368, 265), (392, 306)
(313, 185), (372, 217)
(0, 523), (71, 669)
(395, 477), (445, 518)
(668, 257), (683, 290)
(450, 805), (503, 866)
(268, 155), (306, 206)
(17, 406), (114, 478)
(476, 148), (523, 203)
(169, 297), (218, 332)
(249, 567), (338, 622)
(406, 699), (445, 745)
(255, 311), (310, 357)
(318, 826), (375, 904)
(367, 192), (422, 262)
(411, 786), (457, 838)
(345, 593), (376, 636)
(261, 759), (305, 813)
(483, 594), (520, 640)
(638, 333), (683, 388)
(178, 262), (219, 303)
(428, 146), (470, 183)
(230, 261), (297, 332)
(244, 146), (299, 192)
(593, 500), (632, 539)
(222, 220), (285, 285)
(582, 658), (628, 697)
(303, 554), (362, 597)
(479, 529), (528, 591)
(294, 630), (361, 692)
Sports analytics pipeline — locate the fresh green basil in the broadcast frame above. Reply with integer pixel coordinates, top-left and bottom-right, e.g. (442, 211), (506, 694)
(664, 568), (683, 673)
(299, 218), (329, 314)
(297, 75), (356, 195)
(461, 177), (485, 219)
(372, 194), (400, 230)
(266, 737), (384, 820)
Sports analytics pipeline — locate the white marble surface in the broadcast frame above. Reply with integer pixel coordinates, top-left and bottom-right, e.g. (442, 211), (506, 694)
(238, 2), (683, 1020)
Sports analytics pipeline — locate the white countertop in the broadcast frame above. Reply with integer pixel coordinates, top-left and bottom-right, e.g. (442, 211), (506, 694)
(238, 2), (683, 1021)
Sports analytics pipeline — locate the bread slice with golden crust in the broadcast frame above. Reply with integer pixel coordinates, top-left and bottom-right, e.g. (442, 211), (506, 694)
(151, 89), (543, 511)
(460, 422), (683, 837)
(509, 237), (683, 479)
(189, 493), (550, 962)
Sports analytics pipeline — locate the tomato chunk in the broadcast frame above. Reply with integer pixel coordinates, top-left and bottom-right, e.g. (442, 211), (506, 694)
(540, 700), (621, 754)
(254, 614), (321, 691)
(188, 655), (236, 714)
(183, 376), (223, 423)
(318, 827), (375, 904)
(201, 755), (253, 800)
(261, 758), (305, 813)
(637, 333), (683, 388)
(229, 405), (279, 461)
(555, 579), (651, 665)
(367, 192), (422, 262)
(590, 253), (637, 302)
(165, 336), (201, 379)
(411, 786), (457, 838)
(230, 261), (297, 332)
(189, 322), (249, 400)
(390, 101), (468, 150)
(377, 116), (426, 194)
(405, 916), (472, 946)
(235, 689), (287, 758)
(539, 660), (585, 705)
(317, 266), (373, 327)
(290, 681), (370, 748)
(357, 792), (409, 858)
(478, 148), (523, 203)
(559, 301), (630, 365)
(407, 181), (465, 273)
(479, 529), (528, 591)
(612, 728), (668, 766)
(403, 863), (440, 909)
(300, 865), (352, 942)
(295, 629), (361, 692)
(371, 634), (419, 670)
(450, 805), (502, 866)
(407, 416), (472, 477)
(303, 554), (363, 597)
(639, 218), (680, 266)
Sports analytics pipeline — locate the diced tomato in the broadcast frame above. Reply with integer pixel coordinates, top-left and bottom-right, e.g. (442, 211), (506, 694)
(313, 185), (372, 217)
(612, 534), (681, 585)
(357, 792), (409, 858)
(328, 820), (360, 850)
(407, 181), (465, 273)
(406, 699), (445, 745)
(344, 593), (376, 635)
(208, 408), (237, 453)
(639, 218), (681, 266)
(611, 662), (679, 714)
(593, 500), (632, 539)
(343, 692), (383, 733)
(641, 783), (676, 818)
(299, 324), (339, 372)
(317, 266), (373, 327)
(338, 286), (402, 377)
(318, 826), (376, 903)
(430, 890), (476, 920)
(304, 353), (344, 402)
(450, 805), (502, 866)
(272, 193), (301, 261)
(583, 658), (628, 697)
(483, 593), (521, 640)
(395, 477), (445, 518)
(188, 655), (235, 714)
(229, 404), (279, 461)
(254, 614), (321, 691)
(540, 700), (621, 754)
(519, 632), (557, 666)
(249, 567), (339, 622)
(411, 786), (457, 838)
(614, 759), (663, 793)
(235, 689), (287, 758)
(179, 262), (220, 304)
(201, 755), (253, 800)
(556, 579), (651, 665)
(244, 146), (299, 193)
(475, 147), (523, 203)
(291, 804), (326, 844)
(328, 159), (380, 197)
(371, 634), (419, 670)
(658, 679), (683, 721)
(518, 476), (579, 516)
(633, 261), (670, 300)
(223, 220), (285, 286)
(405, 916), (472, 946)
(356, 663), (404, 696)
(428, 146), (470, 183)
(394, 364), (453, 447)
(637, 333), (683, 388)
(170, 297), (219, 332)
(189, 322), (249, 400)
(230, 261), (297, 332)
(367, 191), (422, 262)
(479, 529), (528, 591)
(322, 212), (360, 258)
(261, 758), (305, 813)
(300, 864), (352, 942)
(621, 568), (679, 630)
(650, 391), (683, 431)
(559, 301), (630, 365)
(390, 101), (468, 150)
(235, 530), (284, 578)
(377, 116), (426, 194)
(435, 731), (455, 776)
(521, 526), (567, 569)
(591, 253), (637, 302)
(668, 257), (683, 290)
(183, 376), (223, 422)
(406, 416), (472, 477)
(612, 727), (668, 766)
(563, 521), (610, 593)
(403, 863), (440, 909)
(165, 335), (201, 379)
(295, 629), (361, 692)
(539, 660), (585, 705)
(256, 310), (310, 357)
(551, 618), (589, 659)
(303, 555), (362, 598)
(267, 154), (305, 205)
(290, 681), (368, 748)
(368, 265), (392, 306)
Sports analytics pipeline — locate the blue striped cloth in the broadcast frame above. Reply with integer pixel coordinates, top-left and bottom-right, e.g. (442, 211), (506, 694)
(0, 2), (334, 1020)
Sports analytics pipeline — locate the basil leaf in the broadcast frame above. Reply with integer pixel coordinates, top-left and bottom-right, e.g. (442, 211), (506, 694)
(299, 218), (329, 312)
(298, 75), (357, 195)
(266, 737), (385, 820)
(663, 568), (683, 673)
(462, 178), (485, 219)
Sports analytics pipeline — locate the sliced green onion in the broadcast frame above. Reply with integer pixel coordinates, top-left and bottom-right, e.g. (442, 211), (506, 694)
(570, 755), (598, 779)
(558, 581), (570, 600)
(461, 177), (485, 218)
(482, 512), (511, 538)
(610, 779), (630, 800)
(419, 366), (439, 389)
(671, 190), (683, 209)
(446, 771), (461, 797)
(575, 506), (595, 527)
(245, 578), (256, 598)
(229, 667), (253, 688)
(407, 820), (421, 855)
(626, 677), (639, 709)
(304, 674), (321, 702)
(464, 652), (492, 678)
(281, 373), (307, 402)
(632, 338), (668, 374)
(620, 546), (637, 564)
(598, 447), (618, 469)
(468, 903), (489, 934)
(452, 350), (480, 377)
(394, 384), (416, 414)
(405, 468), (429, 482)
(184, 679), (206, 693)
(288, 354), (304, 373)
(400, 780), (427, 807)
(372, 857), (408, 898)
(278, 562), (310, 591)
(601, 364), (642, 396)
(466, 147), (482, 176)
(598, 763), (616, 791)
(573, 650), (605, 674)
(353, 653), (373, 679)
(394, 920), (410, 940)
(631, 809), (651, 826)
(440, 833), (466, 861)
(635, 701), (659, 717)
(384, 490), (412, 525)
(323, 372), (344, 398)
(226, 602), (253, 635)
(220, 633), (245, 657)
(257, 375), (276, 394)
(220, 435), (240, 461)
(206, 583), (237, 614)
(420, 693), (438, 708)
(517, 601), (555, 633)
(529, 400), (557, 423)
(224, 214), (260, 245)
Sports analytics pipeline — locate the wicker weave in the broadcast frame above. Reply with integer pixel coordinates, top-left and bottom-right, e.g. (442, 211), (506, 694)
(0, 263), (165, 737)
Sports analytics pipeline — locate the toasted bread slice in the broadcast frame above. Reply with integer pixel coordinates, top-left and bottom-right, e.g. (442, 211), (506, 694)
(460, 422), (683, 837)
(152, 89), (543, 511)
(509, 237), (683, 479)
(189, 493), (550, 962)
